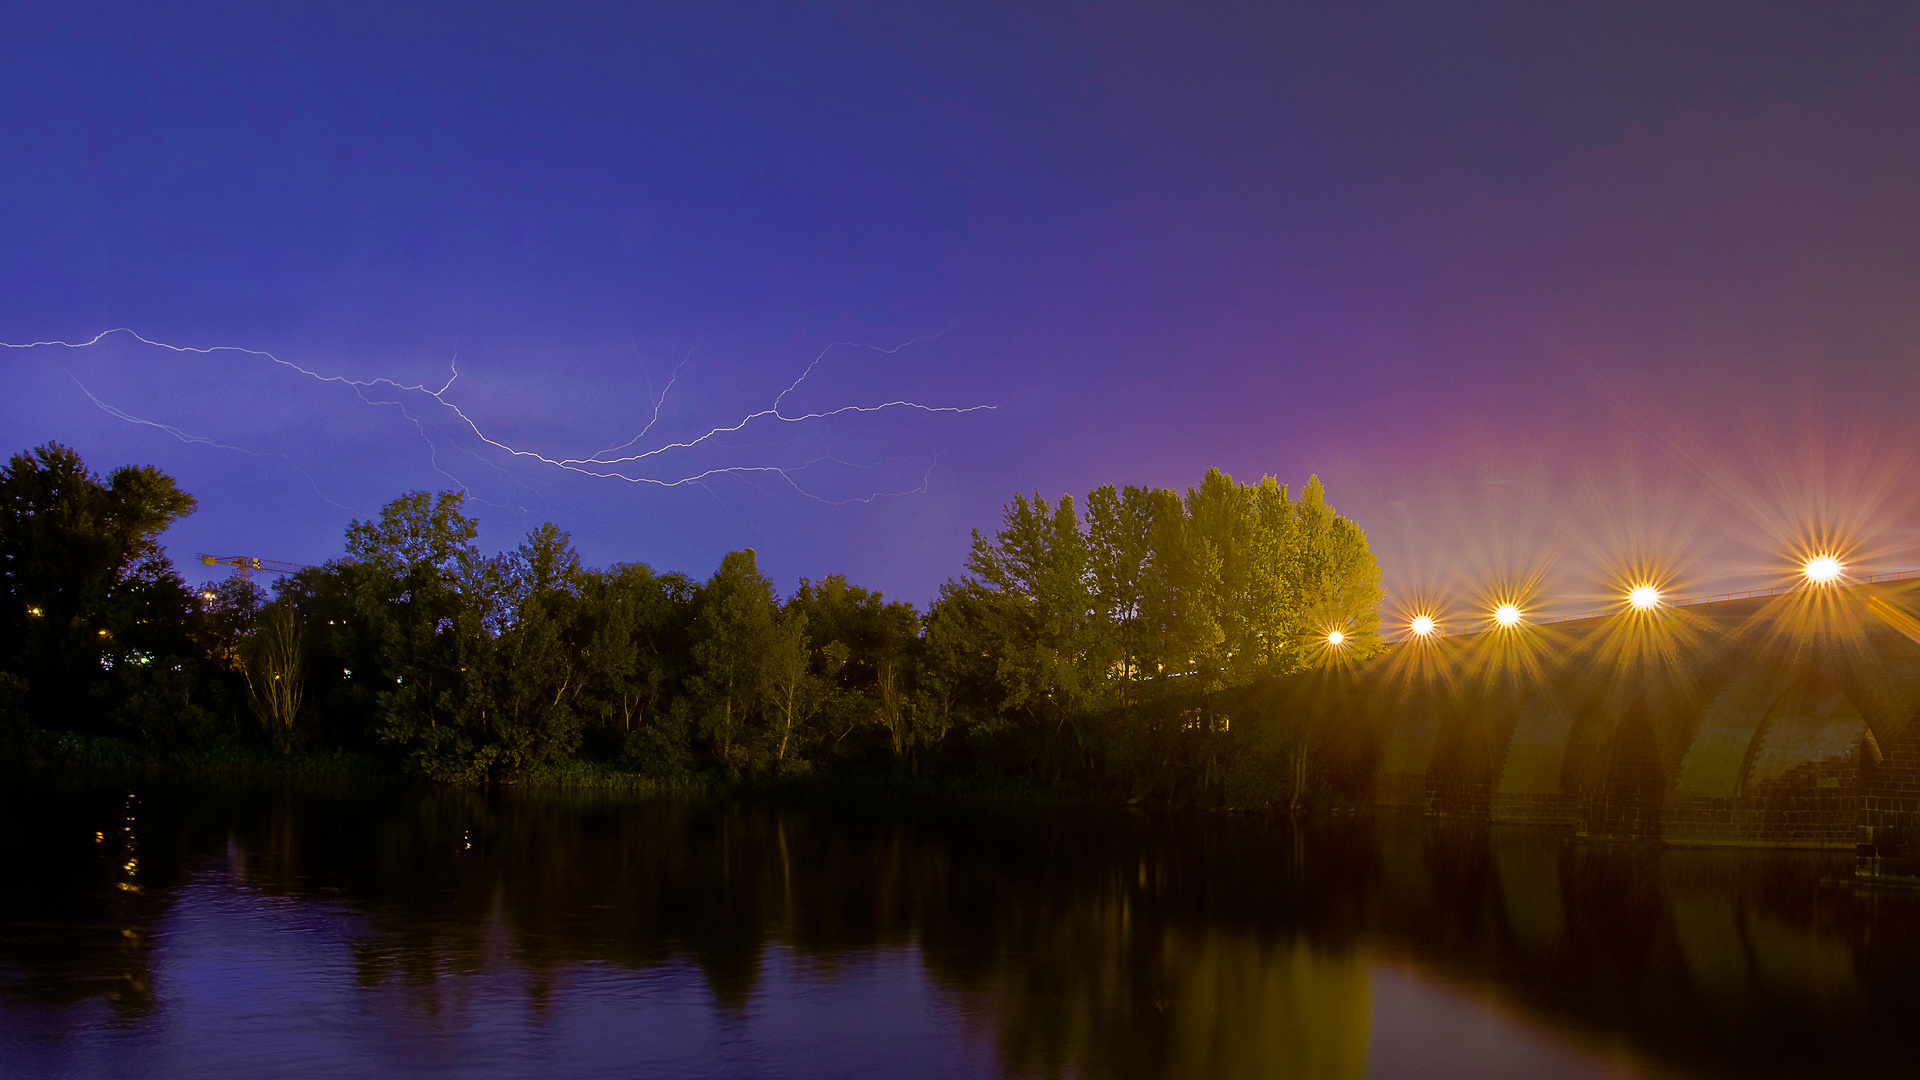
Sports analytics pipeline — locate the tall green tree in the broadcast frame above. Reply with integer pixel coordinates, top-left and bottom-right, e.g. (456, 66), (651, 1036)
(947, 492), (1109, 778)
(1288, 476), (1384, 659)
(761, 608), (834, 768)
(688, 549), (780, 774)
(334, 491), (493, 779)
(1084, 484), (1156, 689)
(485, 522), (588, 773)
(930, 467), (1383, 797)
(336, 497), (608, 780)
(1136, 484), (1217, 685)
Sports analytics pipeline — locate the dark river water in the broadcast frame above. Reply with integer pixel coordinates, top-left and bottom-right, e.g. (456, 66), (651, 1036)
(2, 776), (1915, 1079)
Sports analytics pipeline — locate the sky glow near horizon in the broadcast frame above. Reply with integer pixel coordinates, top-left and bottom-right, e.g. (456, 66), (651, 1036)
(3, 2), (1919, 611)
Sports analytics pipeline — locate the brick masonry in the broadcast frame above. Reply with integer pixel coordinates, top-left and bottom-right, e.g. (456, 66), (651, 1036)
(1301, 581), (1920, 861)
(1858, 719), (1920, 878)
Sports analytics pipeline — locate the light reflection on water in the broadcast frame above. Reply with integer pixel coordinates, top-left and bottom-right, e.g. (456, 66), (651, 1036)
(0, 777), (1908, 1079)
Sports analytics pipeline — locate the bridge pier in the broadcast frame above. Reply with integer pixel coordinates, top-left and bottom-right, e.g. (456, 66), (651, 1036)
(1857, 719), (1920, 881)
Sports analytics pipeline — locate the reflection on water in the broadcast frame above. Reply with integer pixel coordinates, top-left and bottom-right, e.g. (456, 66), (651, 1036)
(1, 777), (1914, 1079)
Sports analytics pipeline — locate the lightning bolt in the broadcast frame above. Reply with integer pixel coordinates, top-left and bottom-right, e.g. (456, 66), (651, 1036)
(4, 328), (993, 508)
(61, 372), (359, 513)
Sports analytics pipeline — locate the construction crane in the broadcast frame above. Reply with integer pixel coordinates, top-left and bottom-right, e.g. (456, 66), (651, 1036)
(198, 554), (310, 582)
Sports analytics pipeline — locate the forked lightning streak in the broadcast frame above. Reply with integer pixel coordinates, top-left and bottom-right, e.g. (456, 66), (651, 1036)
(4, 328), (993, 506)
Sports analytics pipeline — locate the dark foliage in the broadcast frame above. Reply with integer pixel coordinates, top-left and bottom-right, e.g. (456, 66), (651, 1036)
(1, 447), (1384, 803)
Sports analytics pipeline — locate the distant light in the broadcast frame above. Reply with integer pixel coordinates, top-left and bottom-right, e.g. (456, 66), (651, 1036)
(1409, 615), (1436, 637)
(1493, 604), (1522, 627)
(1326, 630), (1346, 646)
(26, 606), (41, 617)
(1628, 585), (1661, 610)
(1804, 556), (1844, 584)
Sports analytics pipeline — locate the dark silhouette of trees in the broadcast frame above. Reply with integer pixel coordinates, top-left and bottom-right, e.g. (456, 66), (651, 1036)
(0, 442), (213, 739)
(1, 446), (1384, 803)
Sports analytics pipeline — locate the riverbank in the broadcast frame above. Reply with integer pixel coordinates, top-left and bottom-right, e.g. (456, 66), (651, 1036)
(0, 726), (693, 790)
(0, 724), (1068, 805)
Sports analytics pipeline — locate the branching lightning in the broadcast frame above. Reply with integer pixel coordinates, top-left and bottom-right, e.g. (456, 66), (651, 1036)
(5, 328), (993, 509)
(62, 372), (360, 512)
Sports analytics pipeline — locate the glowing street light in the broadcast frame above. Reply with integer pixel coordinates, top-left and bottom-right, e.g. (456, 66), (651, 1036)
(1803, 556), (1844, 584)
(1493, 604), (1522, 628)
(1627, 585), (1661, 611)
(1409, 615), (1436, 637)
(1326, 630), (1347, 646)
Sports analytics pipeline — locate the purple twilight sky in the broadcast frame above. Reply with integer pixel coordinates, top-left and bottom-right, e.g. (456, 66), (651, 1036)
(4, 1), (1919, 619)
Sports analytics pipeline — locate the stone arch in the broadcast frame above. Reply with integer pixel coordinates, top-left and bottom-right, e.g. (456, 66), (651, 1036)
(1673, 666), (1793, 801)
(1374, 683), (1450, 809)
(1426, 676), (1532, 819)
(1585, 695), (1666, 841)
(1492, 688), (1581, 823)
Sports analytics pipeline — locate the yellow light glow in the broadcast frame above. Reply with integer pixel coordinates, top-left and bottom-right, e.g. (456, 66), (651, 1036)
(1326, 630), (1346, 646)
(1804, 555), (1844, 584)
(1409, 615), (1436, 637)
(1627, 585), (1661, 610)
(1493, 604), (1522, 627)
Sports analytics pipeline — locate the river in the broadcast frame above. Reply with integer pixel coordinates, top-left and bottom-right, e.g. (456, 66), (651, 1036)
(1, 776), (1912, 1078)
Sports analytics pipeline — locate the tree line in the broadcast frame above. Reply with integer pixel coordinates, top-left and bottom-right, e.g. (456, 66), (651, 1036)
(0, 442), (1382, 803)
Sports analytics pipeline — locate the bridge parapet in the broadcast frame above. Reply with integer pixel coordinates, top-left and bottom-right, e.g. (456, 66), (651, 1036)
(1264, 578), (1920, 855)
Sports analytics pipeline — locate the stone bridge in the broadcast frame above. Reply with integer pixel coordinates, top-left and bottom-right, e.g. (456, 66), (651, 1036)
(1247, 579), (1920, 872)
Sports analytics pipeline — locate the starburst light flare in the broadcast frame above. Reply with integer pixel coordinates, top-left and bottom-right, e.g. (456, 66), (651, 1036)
(1455, 570), (1556, 683)
(1803, 555), (1844, 584)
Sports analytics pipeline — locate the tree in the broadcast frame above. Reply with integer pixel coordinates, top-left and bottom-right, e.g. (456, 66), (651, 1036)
(244, 603), (305, 753)
(335, 491), (493, 780)
(1084, 484), (1156, 689)
(917, 582), (1002, 752)
(937, 467), (1383, 798)
(197, 576), (265, 670)
(0, 442), (202, 733)
(689, 550), (780, 774)
(760, 609), (828, 767)
(786, 574), (920, 759)
(574, 562), (694, 762)
(344, 490), (481, 579)
(1288, 476), (1383, 660)
(1135, 484), (1217, 685)
(485, 522), (588, 774)
(333, 499), (601, 780)
(948, 492), (1108, 778)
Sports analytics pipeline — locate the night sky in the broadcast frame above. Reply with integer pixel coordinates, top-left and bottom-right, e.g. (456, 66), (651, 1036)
(4, 2), (1918, 618)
